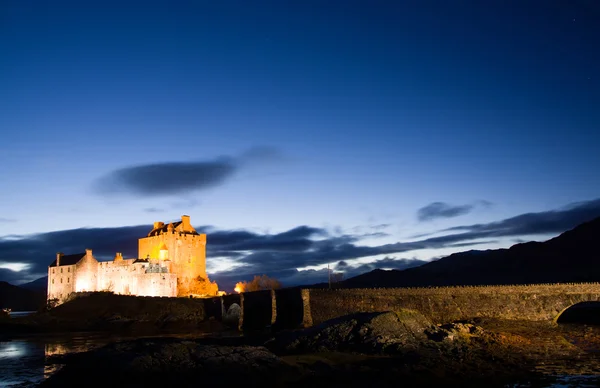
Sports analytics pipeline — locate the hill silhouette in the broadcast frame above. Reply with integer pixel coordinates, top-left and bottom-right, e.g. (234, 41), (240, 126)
(20, 276), (48, 292)
(0, 281), (46, 311)
(341, 216), (600, 288)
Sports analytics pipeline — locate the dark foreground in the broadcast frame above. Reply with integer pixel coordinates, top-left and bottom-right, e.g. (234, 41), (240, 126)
(34, 311), (600, 388)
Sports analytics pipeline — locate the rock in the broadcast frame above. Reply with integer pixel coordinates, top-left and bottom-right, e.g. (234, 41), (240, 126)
(425, 322), (485, 342)
(40, 338), (295, 387)
(266, 310), (432, 354)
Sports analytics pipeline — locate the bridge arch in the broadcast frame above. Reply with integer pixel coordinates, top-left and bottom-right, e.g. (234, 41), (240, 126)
(554, 301), (600, 324)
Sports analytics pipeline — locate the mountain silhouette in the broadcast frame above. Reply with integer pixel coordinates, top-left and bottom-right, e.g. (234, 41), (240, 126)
(341, 216), (600, 288)
(0, 281), (46, 311)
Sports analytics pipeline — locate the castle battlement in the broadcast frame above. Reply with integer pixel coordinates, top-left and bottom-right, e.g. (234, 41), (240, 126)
(47, 215), (210, 303)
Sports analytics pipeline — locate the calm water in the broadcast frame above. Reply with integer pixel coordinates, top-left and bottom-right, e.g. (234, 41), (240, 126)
(1, 325), (600, 387)
(0, 331), (210, 387)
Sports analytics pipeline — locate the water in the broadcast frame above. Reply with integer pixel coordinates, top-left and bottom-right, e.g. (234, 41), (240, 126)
(0, 331), (209, 387)
(2, 324), (600, 387)
(7, 312), (36, 319)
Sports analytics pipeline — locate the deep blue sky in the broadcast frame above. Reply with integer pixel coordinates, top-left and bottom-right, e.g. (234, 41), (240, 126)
(1, 1), (599, 289)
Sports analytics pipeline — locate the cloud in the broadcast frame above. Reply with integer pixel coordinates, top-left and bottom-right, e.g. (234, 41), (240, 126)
(417, 202), (474, 222)
(3, 198), (599, 287)
(440, 198), (600, 238)
(92, 147), (282, 197)
(417, 200), (492, 222)
(0, 218), (16, 223)
(0, 221), (476, 286)
(143, 208), (165, 213)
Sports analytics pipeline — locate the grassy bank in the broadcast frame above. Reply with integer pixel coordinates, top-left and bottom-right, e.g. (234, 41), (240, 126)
(0, 292), (223, 338)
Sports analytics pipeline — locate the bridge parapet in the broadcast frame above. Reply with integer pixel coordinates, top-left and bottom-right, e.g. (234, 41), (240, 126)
(303, 283), (600, 325)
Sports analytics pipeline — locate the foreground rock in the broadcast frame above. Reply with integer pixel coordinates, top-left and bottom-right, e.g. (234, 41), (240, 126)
(41, 339), (296, 387)
(267, 310), (431, 354)
(42, 311), (554, 387)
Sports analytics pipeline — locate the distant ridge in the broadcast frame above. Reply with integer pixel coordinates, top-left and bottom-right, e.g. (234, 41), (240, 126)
(0, 281), (46, 311)
(20, 276), (48, 292)
(337, 216), (600, 288)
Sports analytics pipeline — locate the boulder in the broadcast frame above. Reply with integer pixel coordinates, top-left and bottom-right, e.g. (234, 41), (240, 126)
(41, 338), (294, 387)
(266, 310), (432, 354)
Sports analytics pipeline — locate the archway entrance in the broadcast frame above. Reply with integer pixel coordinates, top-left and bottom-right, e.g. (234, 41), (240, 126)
(556, 302), (600, 325)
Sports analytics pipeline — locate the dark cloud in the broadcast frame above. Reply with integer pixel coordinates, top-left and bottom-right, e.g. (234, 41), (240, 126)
(417, 202), (475, 222)
(440, 198), (600, 238)
(210, 256), (426, 291)
(0, 221), (475, 286)
(3, 198), (598, 286)
(0, 225), (149, 279)
(417, 200), (492, 222)
(92, 147), (281, 197)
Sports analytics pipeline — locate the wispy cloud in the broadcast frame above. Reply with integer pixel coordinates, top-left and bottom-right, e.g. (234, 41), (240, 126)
(417, 200), (491, 222)
(0, 218), (16, 223)
(92, 146), (282, 197)
(143, 208), (165, 213)
(440, 198), (600, 237)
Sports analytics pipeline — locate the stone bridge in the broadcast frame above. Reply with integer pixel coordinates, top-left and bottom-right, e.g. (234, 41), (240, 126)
(203, 283), (600, 330)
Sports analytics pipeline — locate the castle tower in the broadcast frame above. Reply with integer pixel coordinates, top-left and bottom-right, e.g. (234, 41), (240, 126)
(138, 215), (207, 292)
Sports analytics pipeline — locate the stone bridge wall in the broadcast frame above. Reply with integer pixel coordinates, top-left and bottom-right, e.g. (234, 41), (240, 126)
(304, 283), (600, 325)
(201, 283), (600, 331)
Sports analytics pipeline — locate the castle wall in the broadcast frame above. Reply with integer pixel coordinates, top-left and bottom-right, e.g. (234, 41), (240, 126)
(74, 250), (99, 293)
(138, 231), (206, 287)
(47, 216), (212, 303)
(47, 264), (76, 302)
(131, 272), (177, 297)
(97, 259), (137, 294)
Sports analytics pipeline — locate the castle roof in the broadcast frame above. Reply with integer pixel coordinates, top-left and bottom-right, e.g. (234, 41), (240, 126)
(132, 258), (149, 264)
(49, 253), (85, 267)
(148, 221), (181, 236)
(147, 221), (199, 237)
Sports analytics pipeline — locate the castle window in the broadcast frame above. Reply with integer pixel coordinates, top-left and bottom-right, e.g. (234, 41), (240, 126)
(68, 267), (70, 273)
(52, 269), (55, 274)
(60, 278), (63, 283)
(61, 268), (63, 273)
(67, 277), (70, 283)
(52, 279), (54, 284)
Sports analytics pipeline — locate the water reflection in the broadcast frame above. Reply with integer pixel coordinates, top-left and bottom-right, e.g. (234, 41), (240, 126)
(0, 340), (47, 387)
(0, 331), (210, 387)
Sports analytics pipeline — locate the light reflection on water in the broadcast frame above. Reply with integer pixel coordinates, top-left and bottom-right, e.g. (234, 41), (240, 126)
(0, 332), (208, 387)
(2, 325), (600, 387)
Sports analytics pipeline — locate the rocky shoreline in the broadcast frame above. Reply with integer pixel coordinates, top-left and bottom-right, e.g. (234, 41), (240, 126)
(36, 310), (597, 387)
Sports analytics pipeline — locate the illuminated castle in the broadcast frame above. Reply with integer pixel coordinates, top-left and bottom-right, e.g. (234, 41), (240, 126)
(47, 215), (212, 303)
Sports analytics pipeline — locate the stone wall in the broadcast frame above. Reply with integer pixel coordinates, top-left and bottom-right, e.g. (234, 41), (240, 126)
(97, 259), (137, 294)
(48, 264), (76, 302)
(304, 283), (600, 324)
(74, 250), (98, 293)
(132, 273), (177, 297)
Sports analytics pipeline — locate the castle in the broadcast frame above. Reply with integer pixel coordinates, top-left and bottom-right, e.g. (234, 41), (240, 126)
(47, 215), (214, 303)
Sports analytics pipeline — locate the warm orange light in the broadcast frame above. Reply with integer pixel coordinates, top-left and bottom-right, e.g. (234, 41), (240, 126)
(234, 281), (246, 293)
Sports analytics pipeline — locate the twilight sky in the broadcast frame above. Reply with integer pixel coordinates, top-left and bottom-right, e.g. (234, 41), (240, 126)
(1, 1), (599, 291)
